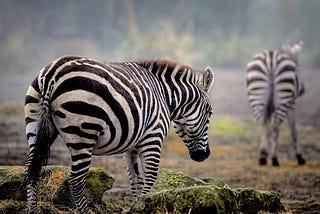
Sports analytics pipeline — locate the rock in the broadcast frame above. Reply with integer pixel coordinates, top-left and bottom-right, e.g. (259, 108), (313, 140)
(103, 187), (134, 213)
(0, 166), (286, 213)
(133, 185), (238, 214)
(235, 188), (284, 213)
(0, 165), (114, 213)
(132, 169), (285, 214)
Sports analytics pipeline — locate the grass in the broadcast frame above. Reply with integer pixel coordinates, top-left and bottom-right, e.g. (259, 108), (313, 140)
(211, 115), (248, 137)
(1, 102), (319, 213)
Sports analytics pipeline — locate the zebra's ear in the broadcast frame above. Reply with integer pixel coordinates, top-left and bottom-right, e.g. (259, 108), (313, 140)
(202, 67), (214, 92)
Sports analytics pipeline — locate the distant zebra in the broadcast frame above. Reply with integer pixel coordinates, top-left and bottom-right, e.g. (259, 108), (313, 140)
(246, 42), (305, 166)
(24, 56), (214, 213)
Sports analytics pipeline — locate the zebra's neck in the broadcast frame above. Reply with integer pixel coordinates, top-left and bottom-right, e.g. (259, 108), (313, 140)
(136, 60), (201, 120)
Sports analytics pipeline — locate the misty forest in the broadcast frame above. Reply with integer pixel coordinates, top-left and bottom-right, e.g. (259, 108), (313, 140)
(0, 0), (319, 213)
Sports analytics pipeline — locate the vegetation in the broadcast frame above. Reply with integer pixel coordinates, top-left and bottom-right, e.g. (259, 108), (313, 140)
(132, 169), (285, 214)
(0, 166), (114, 213)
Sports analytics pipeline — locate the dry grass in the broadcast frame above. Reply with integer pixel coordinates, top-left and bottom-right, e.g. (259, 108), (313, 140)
(0, 102), (24, 116)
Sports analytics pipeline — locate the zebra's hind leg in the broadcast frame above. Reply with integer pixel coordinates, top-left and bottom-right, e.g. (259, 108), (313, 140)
(68, 146), (94, 214)
(25, 129), (57, 214)
(271, 118), (281, 166)
(25, 145), (38, 214)
(287, 104), (306, 165)
(258, 121), (270, 165)
(124, 150), (144, 198)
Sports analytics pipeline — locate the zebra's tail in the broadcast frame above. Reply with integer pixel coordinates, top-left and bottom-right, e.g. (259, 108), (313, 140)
(25, 98), (55, 185)
(265, 80), (274, 123)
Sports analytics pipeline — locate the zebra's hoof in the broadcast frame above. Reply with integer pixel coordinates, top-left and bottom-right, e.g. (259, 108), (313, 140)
(272, 157), (279, 166)
(259, 157), (267, 165)
(297, 154), (306, 165)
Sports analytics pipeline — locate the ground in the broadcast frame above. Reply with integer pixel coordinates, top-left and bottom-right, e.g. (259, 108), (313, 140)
(0, 69), (319, 213)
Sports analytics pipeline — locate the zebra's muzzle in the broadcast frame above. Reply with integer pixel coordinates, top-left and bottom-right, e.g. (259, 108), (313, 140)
(189, 146), (210, 162)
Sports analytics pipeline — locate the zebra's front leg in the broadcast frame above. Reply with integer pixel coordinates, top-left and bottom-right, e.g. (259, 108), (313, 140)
(258, 121), (270, 165)
(138, 144), (161, 195)
(287, 105), (306, 165)
(124, 149), (144, 198)
(68, 147), (93, 214)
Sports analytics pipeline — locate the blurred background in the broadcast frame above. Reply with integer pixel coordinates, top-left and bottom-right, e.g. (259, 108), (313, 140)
(1, 0), (320, 72)
(0, 0), (320, 118)
(0, 0), (320, 120)
(0, 1), (319, 212)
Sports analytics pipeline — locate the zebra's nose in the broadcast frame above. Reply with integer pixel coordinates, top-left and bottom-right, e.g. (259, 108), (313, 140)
(190, 147), (210, 162)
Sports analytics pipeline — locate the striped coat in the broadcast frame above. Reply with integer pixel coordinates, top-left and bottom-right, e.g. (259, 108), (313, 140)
(246, 42), (305, 166)
(24, 56), (214, 213)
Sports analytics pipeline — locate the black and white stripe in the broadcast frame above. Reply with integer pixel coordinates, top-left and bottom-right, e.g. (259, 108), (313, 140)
(246, 42), (305, 166)
(24, 56), (214, 213)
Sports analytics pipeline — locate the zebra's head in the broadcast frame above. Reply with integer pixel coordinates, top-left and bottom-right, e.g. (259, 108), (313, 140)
(172, 67), (214, 162)
(281, 41), (303, 57)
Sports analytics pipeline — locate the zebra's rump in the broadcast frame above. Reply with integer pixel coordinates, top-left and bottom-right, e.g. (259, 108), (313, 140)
(246, 50), (301, 123)
(246, 52), (273, 123)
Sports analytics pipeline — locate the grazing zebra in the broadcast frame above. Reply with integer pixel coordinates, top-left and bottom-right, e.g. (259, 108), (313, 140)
(246, 42), (306, 166)
(24, 56), (214, 213)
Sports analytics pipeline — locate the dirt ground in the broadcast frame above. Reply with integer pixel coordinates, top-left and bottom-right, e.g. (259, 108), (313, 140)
(0, 69), (319, 213)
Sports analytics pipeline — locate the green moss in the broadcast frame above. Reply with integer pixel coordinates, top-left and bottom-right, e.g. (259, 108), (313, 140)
(133, 169), (285, 214)
(86, 167), (114, 204)
(0, 165), (114, 213)
(201, 177), (227, 188)
(234, 188), (285, 213)
(134, 185), (238, 214)
(152, 169), (207, 192)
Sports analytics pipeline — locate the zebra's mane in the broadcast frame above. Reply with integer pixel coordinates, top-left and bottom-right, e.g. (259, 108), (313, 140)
(136, 59), (196, 75)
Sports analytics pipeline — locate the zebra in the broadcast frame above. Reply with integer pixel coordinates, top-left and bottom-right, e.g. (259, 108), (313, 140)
(245, 42), (306, 166)
(24, 56), (214, 213)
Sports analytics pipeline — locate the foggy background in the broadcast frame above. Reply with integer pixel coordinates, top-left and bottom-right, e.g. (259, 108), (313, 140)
(0, 0), (319, 124)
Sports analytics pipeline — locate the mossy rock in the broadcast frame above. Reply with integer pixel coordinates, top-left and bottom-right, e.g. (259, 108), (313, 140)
(0, 165), (114, 213)
(152, 168), (209, 191)
(134, 185), (238, 214)
(234, 188), (284, 213)
(132, 169), (285, 214)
